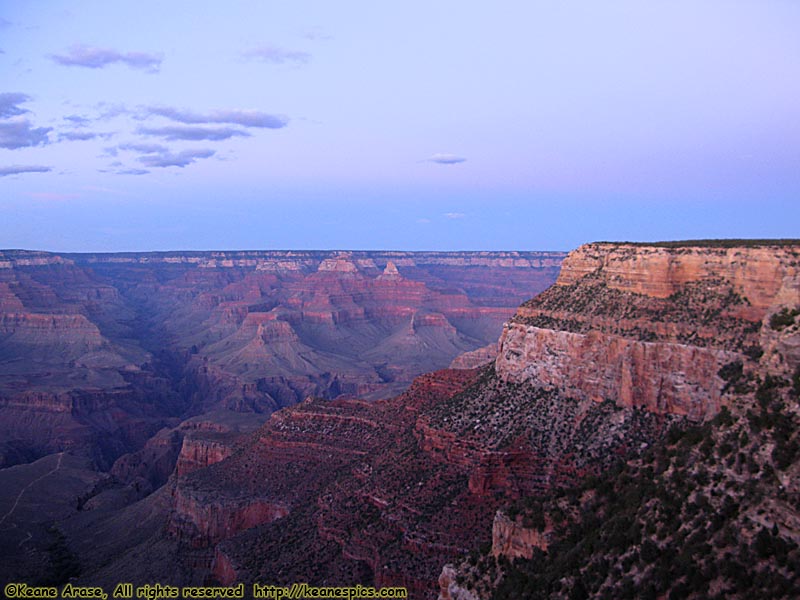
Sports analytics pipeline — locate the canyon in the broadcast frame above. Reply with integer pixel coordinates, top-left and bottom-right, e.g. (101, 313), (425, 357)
(0, 249), (562, 468)
(1, 241), (799, 599)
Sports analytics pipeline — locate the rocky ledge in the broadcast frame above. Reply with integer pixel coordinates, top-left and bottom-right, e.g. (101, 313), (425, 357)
(497, 241), (800, 419)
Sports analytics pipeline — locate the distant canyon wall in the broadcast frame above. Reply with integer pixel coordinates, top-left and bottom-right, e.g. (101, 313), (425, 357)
(0, 248), (564, 467)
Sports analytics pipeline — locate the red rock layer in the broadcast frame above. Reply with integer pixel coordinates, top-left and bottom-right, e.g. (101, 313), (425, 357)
(496, 325), (739, 419)
(497, 242), (800, 419)
(175, 435), (235, 477)
(159, 364), (667, 596)
(556, 243), (800, 309)
(168, 486), (289, 547)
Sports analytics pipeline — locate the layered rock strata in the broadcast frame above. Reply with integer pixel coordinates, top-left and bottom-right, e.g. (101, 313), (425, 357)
(0, 249), (564, 466)
(497, 242), (800, 419)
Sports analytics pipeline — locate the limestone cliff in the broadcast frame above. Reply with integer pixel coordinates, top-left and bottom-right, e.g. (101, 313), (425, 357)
(555, 242), (799, 310)
(496, 241), (800, 419)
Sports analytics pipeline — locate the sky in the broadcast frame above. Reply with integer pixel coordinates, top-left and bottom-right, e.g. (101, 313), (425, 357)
(1, 1), (799, 252)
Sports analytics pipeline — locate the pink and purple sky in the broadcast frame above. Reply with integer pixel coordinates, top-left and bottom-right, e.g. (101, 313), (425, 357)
(1, 1), (799, 251)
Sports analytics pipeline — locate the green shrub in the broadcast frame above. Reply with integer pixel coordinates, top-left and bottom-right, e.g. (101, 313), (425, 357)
(770, 307), (799, 331)
(718, 361), (743, 383)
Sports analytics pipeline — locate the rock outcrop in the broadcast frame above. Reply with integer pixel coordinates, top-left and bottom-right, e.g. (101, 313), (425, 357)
(168, 486), (289, 547)
(436, 509), (549, 600)
(491, 510), (547, 559)
(438, 565), (480, 600)
(497, 326), (738, 419)
(556, 242), (799, 310)
(496, 241), (800, 419)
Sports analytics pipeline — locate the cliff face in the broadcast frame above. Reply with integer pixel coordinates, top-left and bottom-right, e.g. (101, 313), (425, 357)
(497, 326), (739, 420)
(167, 486), (289, 547)
(491, 510), (547, 559)
(496, 242), (800, 419)
(452, 309), (800, 600)
(440, 241), (800, 600)
(555, 243), (798, 310)
(170, 369), (499, 595)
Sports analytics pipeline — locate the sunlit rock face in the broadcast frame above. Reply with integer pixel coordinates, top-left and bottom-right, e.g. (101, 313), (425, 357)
(497, 241), (800, 420)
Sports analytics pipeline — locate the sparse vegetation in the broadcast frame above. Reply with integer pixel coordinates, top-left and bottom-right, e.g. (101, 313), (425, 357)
(451, 356), (800, 600)
(770, 307), (800, 331)
(516, 277), (761, 352)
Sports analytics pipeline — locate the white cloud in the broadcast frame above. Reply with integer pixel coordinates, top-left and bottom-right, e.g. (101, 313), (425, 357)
(51, 44), (162, 73)
(427, 153), (466, 165)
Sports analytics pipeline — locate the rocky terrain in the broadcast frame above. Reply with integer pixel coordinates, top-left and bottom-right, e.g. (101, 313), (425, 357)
(2, 240), (799, 599)
(442, 241), (800, 599)
(0, 249), (562, 468)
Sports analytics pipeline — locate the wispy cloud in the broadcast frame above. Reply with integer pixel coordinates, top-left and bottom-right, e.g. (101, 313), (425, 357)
(143, 106), (288, 129)
(107, 142), (214, 171)
(118, 142), (169, 154)
(137, 125), (250, 141)
(243, 45), (310, 66)
(0, 164), (52, 177)
(116, 168), (150, 175)
(63, 114), (91, 127)
(96, 103), (130, 119)
(427, 153), (467, 165)
(138, 148), (215, 168)
(58, 130), (111, 141)
(0, 93), (31, 118)
(444, 212), (465, 219)
(51, 44), (162, 73)
(97, 165), (151, 176)
(0, 119), (51, 149)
